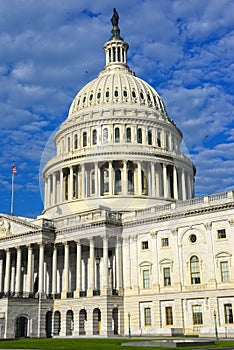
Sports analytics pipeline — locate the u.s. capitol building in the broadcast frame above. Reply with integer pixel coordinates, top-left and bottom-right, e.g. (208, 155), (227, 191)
(0, 10), (233, 339)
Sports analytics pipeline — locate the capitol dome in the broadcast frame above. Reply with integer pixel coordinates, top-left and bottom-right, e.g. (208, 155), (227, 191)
(42, 13), (195, 217)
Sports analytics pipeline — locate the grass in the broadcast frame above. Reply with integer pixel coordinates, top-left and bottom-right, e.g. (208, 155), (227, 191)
(0, 338), (233, 350)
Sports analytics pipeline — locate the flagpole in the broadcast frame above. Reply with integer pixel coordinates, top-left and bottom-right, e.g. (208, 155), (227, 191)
(10, 170), (14, 216)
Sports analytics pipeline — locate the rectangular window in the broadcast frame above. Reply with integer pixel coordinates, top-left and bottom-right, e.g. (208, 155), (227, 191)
(163, 267), (171, 286)
(142, 241), (148, 250)
(165, 306), (173, 325)
(221, 261), (229, 282)
(217, 229), (226, 239)
(224, 304), (233, 324)
(192, 305), (203, 325)
(143, 270), (150, 289)
(162, 238), (169, 247)
(144, 307), (151, 326)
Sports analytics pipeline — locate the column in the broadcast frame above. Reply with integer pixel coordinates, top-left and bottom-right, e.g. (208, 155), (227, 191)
(60, 169), (64, 203)
(108, 161), (113, 195)
(69, 166), (73, 200)
(38, 244), (44, 295)
(52, 173), (56, 205)
(163, 163), (168, 198)
(44, 179), (48, 209)
(173, 166), (178, 200)
(122, 237), (130, 291)
(137, 161), (142, 195)
(48, 175), (51, 207)
(26, 245), (33, 294)
(150, 232), (159, 291)
(81, 164), (85, 198)
(187, 173), (192, 199)
(88, 239), (94, 295)
(181, 169), (186, 200)
(130, 236), (138, 293)
(102, 237), (109, 292)
(97, 166), (101, 196)
(95, 162), (98, 196)
(52, 245), (57, 295)
(4, 249), (11, 294)
(0, 252), (4, 293)
(123, 160), (128, 195)
(151, 162), (156, 197)
(74, 241), (81, 296)
(15, 247), (21, 295)
(116, 238), (123, 292)
(155, 164), (160, 197)
(62, 242), (69, 296)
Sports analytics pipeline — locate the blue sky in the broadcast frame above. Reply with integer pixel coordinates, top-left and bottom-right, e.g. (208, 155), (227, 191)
(0, 0), (233, 218)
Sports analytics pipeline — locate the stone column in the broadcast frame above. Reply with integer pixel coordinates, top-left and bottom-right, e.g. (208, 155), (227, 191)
(181, 169), (186, 200)
(151, 162), (156, 197)
(15, 247), (21, 295)
(173, 166), (178, 200)
(137, 161), (142, 195)
(108, 161), (113, 195)
(74, 241), (81, 297)
(163, 163), (168, 198)
(130, 236), (139, 293)
(52, 173), (56, 205)
(62, 242), (69, 298)
(81, 164), (85, 198)
(38, 244), (44, 295)
(60, 169), (64, 203)
(122, 237), (131, 292)
(0, 252), (4, 293)
(123, 160), (128, 195)
(187, 173), (192, 199)
(26, 245), (33, 294)
(101, 237), (109, 293)
(52, 245), (57, 295)
(44, 179), (48, 209)
(47, 175), (51, 207)
(150, 231), (160, 292)
(4, 249), (11, 294)
(95, 162), (98, 196)
(69, 166), (73, 200)
(88, 238), (94, 296)
(116, 237), (123, 293)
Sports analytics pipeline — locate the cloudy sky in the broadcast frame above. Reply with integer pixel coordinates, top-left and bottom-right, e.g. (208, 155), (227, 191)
(0, 0), (233, 218)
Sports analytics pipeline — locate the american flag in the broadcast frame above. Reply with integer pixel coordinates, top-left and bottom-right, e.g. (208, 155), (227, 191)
(12, 163), (17, 174)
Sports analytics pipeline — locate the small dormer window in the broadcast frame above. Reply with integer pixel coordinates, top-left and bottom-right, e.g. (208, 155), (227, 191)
(97, 92), (101, 99)
(140, 92), (144, 100)
(132, 91), (136, 98)
(89, 94), (93, 101)
(114, 90), (118, 97)
(123, 90), (127, 97)
(106, 91), (110, 98)
(83, 96), (86, 103)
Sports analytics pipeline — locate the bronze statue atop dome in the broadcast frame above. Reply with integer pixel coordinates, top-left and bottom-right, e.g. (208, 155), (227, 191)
(110, 8), (123, 40)
(111, 8), (119, 27)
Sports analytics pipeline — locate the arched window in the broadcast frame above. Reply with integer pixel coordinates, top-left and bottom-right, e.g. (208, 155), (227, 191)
(157, 130), (161, 147)
(128, 169), (134, 194)
(126, 127), (131, 143)
(103, 128), (108, 143)
(74, 134), (78, 149)
(83, 131), (87, 147)
(115, 128), (120, 143)
(137, 128), (142, 144)
(148, 130), (152, 145)
(141, 170), (147, 195)
(103, 169), (109, 193)
(67, 137), (71, 151)
(190, 256), (201, 284)
(115, 169), (122, 194)
(92, 129), (97, 145)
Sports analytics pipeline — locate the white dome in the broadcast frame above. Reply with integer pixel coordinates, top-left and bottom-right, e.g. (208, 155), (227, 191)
(68, 68), (167, 119)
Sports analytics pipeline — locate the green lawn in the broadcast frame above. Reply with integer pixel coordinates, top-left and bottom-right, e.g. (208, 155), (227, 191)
(0, 338), (233, 350)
